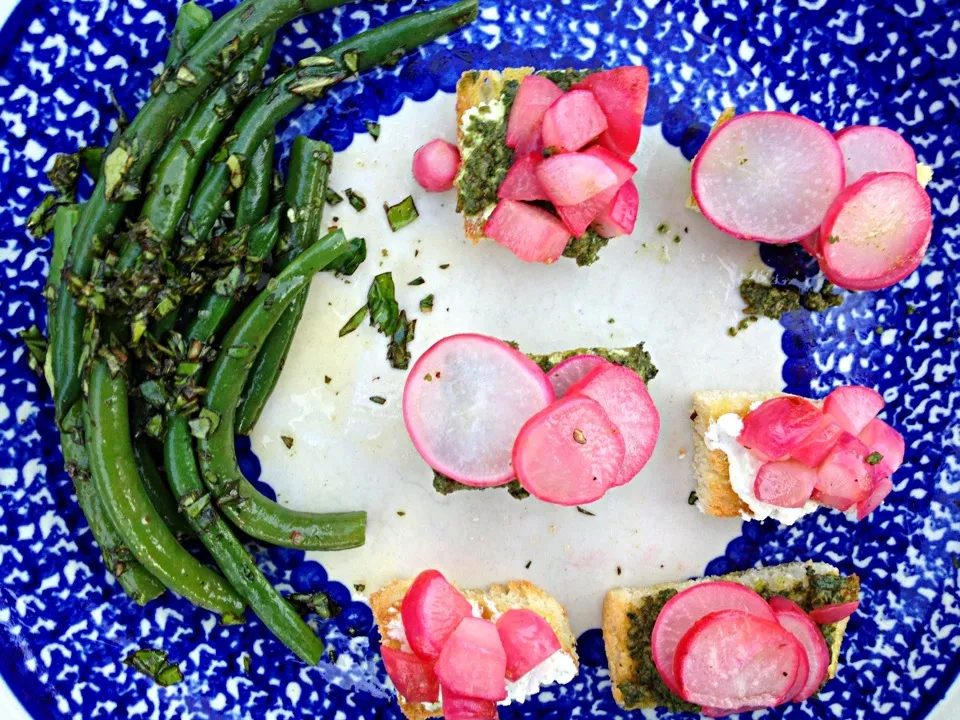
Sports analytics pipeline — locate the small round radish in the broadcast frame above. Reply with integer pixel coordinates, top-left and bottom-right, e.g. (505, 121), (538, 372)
(691, 111), (845, 244)
(808, 601), (859, 625)
(754, 459), (818, 508)
(412, 139), (460, 192)
(813, 432), (875, 510)
(506, 75), (564, 150)
(856, 477), (894, 520)
(497, 153), (548, 202)
(434, 617), (507, 701)
(592, 180), (640, 238)
(857, 417), (905, 479)
(823, 385), (885, 436)
(541, 89), (609, 152)
(536, 152), (618, 207)
(573, 66), (650, 157)
(496, 609), (562, 681)
(819, 171), (932, 291)
(555, 146), (636, 237)
(483, 200), (572, 264)
(401, 569), (473, 661)
(774, 609), (830, 702)
(512, 394), (625, 506)
(403, 334), (554, 486)
(651, 581), (776, 697)
(547, 355), (606, 398)
(738, 396), (823, 461)
(380, 646), (441, 703)
(442, 690), (498, 720)
(834, 125), (917, 185)
(790, 416), (844, 468)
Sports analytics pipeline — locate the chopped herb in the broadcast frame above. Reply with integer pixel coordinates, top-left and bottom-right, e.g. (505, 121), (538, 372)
(397, 510), (406, 517)
(339, 305), (368, 337)
(385, 196), (419, 232)
(381, 249), (389, 258)
(875, 326), (884, 335)
(124, 649), (184, 687)
(656, 222), (669, 234)
(408, 277), (425, 286)
(419, 294), (434, 312)
(688, 491), (698, 506)
(576, 506), (596, 517)
(617, 565), (623, 575)
(324, 376), (332, 384)
(573, 428), (587, 444)
(327, 647), (339, 664)
(866, 452), (884, 465)
(424, 374), (433, 382)
(328, 237), (367, 277)
(728, 316), (758, 337)
(741, 278), (843, 323)
(608, 318), (615, 324)
(369, 396), (387, 405)
(827, 234), (841, 244)
(439, 263), (450, 270)
(325, 189), (344, 206)
(288, 591), (341, 620)
(368, 272), (401, 335)
(525, 560), (532, 569)
(345, 188), (367, 212)
(242, 654), (252, 674)
(19, 325), (47, 375)
(672, 235), (681, 244)
(364, 120), (381, 141)
(906, 304), (917, 315)
(563, 228), (610, 267)
(354, 583), (366, 593)
(343, 50), (359, 74)
(281, 435), (294, 449)
(387, 312), (416, 370)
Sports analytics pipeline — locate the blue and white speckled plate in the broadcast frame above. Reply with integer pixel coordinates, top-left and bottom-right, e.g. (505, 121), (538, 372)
(0, 0), (958, 718)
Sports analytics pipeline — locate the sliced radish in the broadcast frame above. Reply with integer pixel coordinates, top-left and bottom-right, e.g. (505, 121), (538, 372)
(547, 355), (606, 398)
(483, 200), (572, 264)
(857, 417), (905, 479)
(441, 690), (499, 720)
(403, 334), (554, 486)
(823, 385), (885, 436)
(790, 416), (843, 468)
(555, 147), (636, 237)
(754, 460), (818, 508)
(675, 610), (803, 709)
(380, 646), (441, 703)
(774, 609), (829, 703)
(782, 638), (810, 703)
(573, 66), (650, 157)
(767, 596), (806, 616)
(800, 231), (820, 257)
(819, 171), (932, 291)
(856, 476), (893, 520)
(592, 181), (640, 238)
(400, 569), (473, 661)
(568, 363), (660, 486)
(536, 153), (618, 207)
(808, 601), (859, 625)
(691, 111), (845, 244)
(497, 153), (548, 202)
(834, 125), (917, 186)
(541, 89), (609, 152)
(738, 396), (823, 461)
(651, 581), (776, 697)
(496, 609), (562, 681)
(506, 75), (564, 150)
(512, 393), (625, 505)
(412, 139), (461, 192)
(813, 432), (875, 510)
(701, 705), (765, 718)
(435, 617), (507, 701)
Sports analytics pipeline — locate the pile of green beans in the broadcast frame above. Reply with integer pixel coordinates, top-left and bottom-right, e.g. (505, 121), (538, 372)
(35, 0), (479, 663)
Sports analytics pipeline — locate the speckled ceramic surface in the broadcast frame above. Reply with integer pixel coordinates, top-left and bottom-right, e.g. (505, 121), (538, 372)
(0, 1), (957, 718)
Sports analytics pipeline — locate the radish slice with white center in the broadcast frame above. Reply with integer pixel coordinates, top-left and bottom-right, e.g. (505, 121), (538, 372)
(813, 432), (875, 510)
(547, 355), (606, 398)
(856, 476), (894, 520)
(790, 415), (843, 468)
(512, 393), (625, 505)
(834, 125), (917, 185)
(774, 609), (829, 702)
(651, 581), (776, 697)
(496, 609), (562, 681)
(497, 153), (548, 202)
(401, 569), (473, 661)
(738, 396), (823, 461)
(412, 139), (461, 192)
(592, 180), (640, 238)
(808, 601), (859, 625)
(753, 459), (818, 508)
(857, 417), (905, 478)
(536, 153), (619, 207)
(434, 617), (507, 701)
(483, 200), (572, 264)
(573, 66), (650, 157)
(691, 111), (845, 244)
(541, 89), (609, 152)
(819, 171), (933, 291)
(555, 147), (637, 237)
(403, 334), (554, 486)
(506, 75), (564, 150)
(823, 385), (885, 436)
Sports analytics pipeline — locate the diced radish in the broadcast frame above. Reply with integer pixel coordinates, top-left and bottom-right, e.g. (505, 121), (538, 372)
(401, 570), (473, 661)
(506, 75), (564, 150)
(512, 393), (625, 505)
(435, 617), (507, 701)
(536, 153), (618, 207)
(412, 139), (461, 192)
(753, 460), (818, 508)
(496, 609), (562, 681)
(774, 609), (829, 702)
(808, 601), (859, 625)
(592, 181), (640, 238)
(834, 125), (918, 186)
(767, 596), (806, 616)
(651, 581), (776, 697)
(380, 646), (441, 703)
(790, 416), (843, 468)
(584, 145), (638, 183)
(857, 418), (905, 479)
(823, 385), (885, 436)
(555, 146), (637, 236)
(483, 200), (572, 264)
(691, 111), (846, 244)
(819, 171), (932, 291)
(813, 432), (875, 510)
(442, 690), (499, 720)
(541, 90), (609, 152)
(568, 363), (660, 486)
(547, 355), (606, 398)
(498, 153), (548, 202)
(738, 396), (823, 461)
(573, 66), (650, 157)
(856, 477), (894, 520)
(403, 334), (554, 486)
(675, 610), (803, 709)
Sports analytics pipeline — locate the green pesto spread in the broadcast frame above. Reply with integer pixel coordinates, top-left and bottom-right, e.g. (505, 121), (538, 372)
(563, 229), (610, 267)
(741, 279), (844, 321)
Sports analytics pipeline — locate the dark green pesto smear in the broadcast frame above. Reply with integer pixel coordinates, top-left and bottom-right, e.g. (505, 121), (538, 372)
(741, 278), (844, 321)
(617, 567), (861, 712)
(563, 228), (610, 267)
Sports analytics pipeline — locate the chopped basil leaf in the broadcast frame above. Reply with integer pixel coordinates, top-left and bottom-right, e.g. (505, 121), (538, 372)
(288, 591), (341, 619)
(345, 188), (367, 212)
(576, 506), (596, 516)
(369, 396), (387, 405)
(419, 294), (434, 313)
(19, 325), (47, 375)
(364, 120), (381, 141)
(339, 305), (368, 337)
(281, 435), (294, 449)
(688, 491), (698, 506)
(368, 272), (400, 335)
(387, 311), (416, 370)
(866, 452), (883, 465)
(408, 277), (425, 286)
(384, 196), (419, 232)
(124, 649), (184, 687)
(325, 188), (344, 206)
(328, 237), (366, 276)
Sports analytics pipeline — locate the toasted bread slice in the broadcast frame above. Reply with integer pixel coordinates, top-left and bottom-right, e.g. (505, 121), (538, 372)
(603, 560), (859, 711)
(371, 578), (579, 720)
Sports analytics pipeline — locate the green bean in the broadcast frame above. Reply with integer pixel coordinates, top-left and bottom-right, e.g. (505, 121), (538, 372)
(198, 230), (367, 550)
(47, 206), (80, 294)
(164, 2), (213, 66)
(132, 437), (193, 541)
(164, 416), (324, 664)
(85, 360), (245, 615)
(235, 139), (275, 228)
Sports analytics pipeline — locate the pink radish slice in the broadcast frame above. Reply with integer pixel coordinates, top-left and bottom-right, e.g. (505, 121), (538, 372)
(800, 231), (820, 256)
(403, 334), (554, 486)
(514, 125), (544, 156)
(555, 147), (637, 236)
(435, 617), (507, 701)
(691, 111), (845, 244)
(857, 477), (893, 520)
(823, 385), (885, 436)
(834, 125), (917, 186)
(401, 569), (474, 661)
(506, 75), (564, 149)
(774, 609), (829, 702)
(483, 200), (572, 264)
(651, 581), (777, 697)
(498, 153), (548, 202)
(857, 417), (905, 478)
(536, 152), (618, 207)
(380, 646), (441, 703)
(790, 416), (844, 468)
(738, 396), (824, 461)
(412, 139), (461, 192)
(701, 705), (765, 718)
(573, 66), (650, 157)
(675, 610), (803, 709)
(442, 691), (498, 720)
(593, 181), (640, 238)
(754, 459), (819, 508)
(782, 639), (810, 703)
(496, 609), (562, 681)
(512, 393), (625, 505)
(813, 432), (875, 510)
(547, 355), (606, 398)
(541, 89), (609, 152)
(568, 363), (660, 485)
(768, 596), (806, 616)
(819, 171), (932, 291)
(808, 601), (859, 625)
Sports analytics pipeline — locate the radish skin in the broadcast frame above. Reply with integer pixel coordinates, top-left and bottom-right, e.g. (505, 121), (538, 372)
(412, 139), (460, 192)
(834, 125), (917, 186)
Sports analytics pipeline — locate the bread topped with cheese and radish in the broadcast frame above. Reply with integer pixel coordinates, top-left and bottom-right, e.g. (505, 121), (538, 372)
(691, 386), (904, 524)
(603, 560), (860, 715)
(371, 570), (579, 720)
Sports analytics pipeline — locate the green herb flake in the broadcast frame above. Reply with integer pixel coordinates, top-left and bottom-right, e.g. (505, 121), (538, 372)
(827, 235), (841, 244)
(369, 396), (387, 405)
(19, 326), (47, 375)
(866, 452), (884, 466)
(242, 654), (252, 674)
(343, 50), (359, 73)
(298, 55), (336, 68)
(387, 312), (416, 370)
(364, 120), (381, 140)
(325, 189), (344, 206)
(563, 229), (610, 267)
(688, 491), (699, 506)
(367, 272), (400, 335)
(339, 305), (368, 337)
(408, 277), (425, 286)
(419, 294), (435, 313)
(525, 560), (532, 569)
(384, 196), (419, 232)
(906, 304), (917, 315)
(576, 506), (596, 517)
(672, 235), (681, 244)
(288, 591), (341, 620)
(324, 376), (332, 384)
(439, 263), (450, 270)
(728, 316), (758, 337)
(656, 222), (669, 234)
(875, 325), (885, 335)
(345, 188), (366, 212)
(397, 510), (406, 517)
(124, 649), (184, 688)
(608, 318), (615, 324)
(281, 435), (294, 450)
